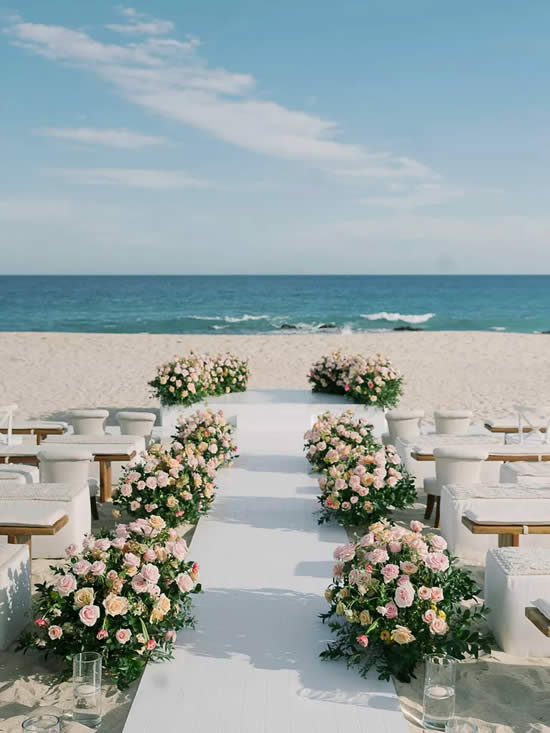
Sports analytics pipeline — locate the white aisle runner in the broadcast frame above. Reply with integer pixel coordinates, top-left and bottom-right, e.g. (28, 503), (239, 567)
(123, 401), (407, 733)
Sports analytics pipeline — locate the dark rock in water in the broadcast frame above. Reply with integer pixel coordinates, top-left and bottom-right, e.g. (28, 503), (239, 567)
(280, 323), (298, 329)
(393, 326), (424, 332)
(318, 323), (337, 329)
(542, 331), (550, 334)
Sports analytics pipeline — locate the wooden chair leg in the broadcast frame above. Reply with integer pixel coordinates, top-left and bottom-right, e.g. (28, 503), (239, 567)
(90, 496), (99, 521)
(434, 497), (441, 528)
(424, 494), (435, 520)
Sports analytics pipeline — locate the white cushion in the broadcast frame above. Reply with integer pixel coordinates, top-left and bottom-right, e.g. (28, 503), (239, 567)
(434, 446), (489, 461)
(38, 448), (93, 462)
(0, 502), (66, 527)
(424, 477), (440, 496)
(434, 409), (473, 419)
(116, 411), (156, 422)
(0, 482), (84, 501)
(464, 507), (550, 525)
(71, 409), (109, 419)
(387, 409), (424, 420)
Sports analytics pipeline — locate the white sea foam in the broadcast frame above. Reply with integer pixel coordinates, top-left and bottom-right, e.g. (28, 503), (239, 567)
(360, 312), (435, 324)
(223, 314), (270, 323)
(490, 326), (506, 331)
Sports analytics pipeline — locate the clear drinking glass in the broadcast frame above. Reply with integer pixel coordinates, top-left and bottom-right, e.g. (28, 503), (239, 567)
(73, 651), (102, 727)
(21, 715), (61, 732)
(423, 654), (457, 730)
(445, 719), (478, 733)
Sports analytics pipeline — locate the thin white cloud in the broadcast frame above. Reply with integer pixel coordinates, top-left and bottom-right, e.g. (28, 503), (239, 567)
(364, 183), (461, 209)
(46, 168), (209, 189)
(6, 16), (436, 180)
(36, 127), (166, 148)
(106, 7), (175, 36)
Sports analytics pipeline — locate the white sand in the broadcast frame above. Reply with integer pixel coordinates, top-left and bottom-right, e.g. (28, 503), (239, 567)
(1, 332), (550, 731)
(1, 331), (550, 421)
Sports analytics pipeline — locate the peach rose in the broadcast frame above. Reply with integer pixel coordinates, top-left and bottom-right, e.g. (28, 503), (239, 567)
(103, 594), (130, 617)
(391, 625), (415, 644)
(74, 587), (95, 608)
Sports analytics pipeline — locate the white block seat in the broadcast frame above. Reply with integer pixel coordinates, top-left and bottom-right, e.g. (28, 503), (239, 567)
(116, 411), (156, 440)
(500, 461), (550, 487)
(0, 464), (39, 483)
(424, 446), (488, 527)
(441, 483), (550, 560)
(434, 409), (473, 435)
(71, 409), (109, 436)
(0, 482), (90, 558)
(0, 544), (31, 650)
(381, 409), (424, 447)
(485, 548), (550, 656)
(37, 447), (98, 521)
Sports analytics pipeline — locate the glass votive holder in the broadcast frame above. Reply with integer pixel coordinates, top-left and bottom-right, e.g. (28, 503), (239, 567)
(423, 654), (457, 730)
(446, 719), (478, 733)
(21, 714), (61, 732)
(73, 651), (102, 727)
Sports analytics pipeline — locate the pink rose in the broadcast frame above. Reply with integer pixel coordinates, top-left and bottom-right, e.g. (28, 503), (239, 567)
(333, 563), (344, 578)
(129, 501), (141, 511)
(431, 587), (444, 603)
(356, 635), (369, 648)
(176, 573), (194, 593)
(429, 617), (449, 635)
(400, 561), (418, 575)
(423, 609), (437, 624)
(394, 582), (415, 608)
(137, 480), (146, 491)
(145, 476), (157, 490)
(55, 573), (77, 596)
(369, 549), (389, 565)
(388, 541), (402, 553)
(171, 541), (188, 561)
(410, 520), (424, 533)
(95, 539), (111, 552)
(72, 560), (91, 576)
(79, 604), (100, 627)
(116, 629), (132, 645)
(143, 549), (157, 563)
(430, 535), (448, 552)
(425, 552), (450, 573)
(142, 564), (160, 584)
(359, 532), (375, 547)
(112, 537), (126, 550)
(48, 625), (63, 640)
(97, 629), (108, 640)
(124, 553), (140, 568)
(333, 544), (356, 562)
(146, 639), (157, 651)
(107, 570), (118, 581)
(148, 584), (161, 598)
(90, 561), (106, 576)
(165, 630), (177, 643)
(381, 564), (400, 584)
(65, 544), (78, 557)
(418, 586), (432, 601)
(131, 573), (149, 593)
(385, 601), (399, 619)
(120, 484), (133, 497)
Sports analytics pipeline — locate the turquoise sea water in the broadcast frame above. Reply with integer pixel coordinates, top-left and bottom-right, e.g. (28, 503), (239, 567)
(0, 275), (549, 334)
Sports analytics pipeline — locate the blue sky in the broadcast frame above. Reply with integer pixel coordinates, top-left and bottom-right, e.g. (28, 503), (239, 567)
(1, 0), (549, 273)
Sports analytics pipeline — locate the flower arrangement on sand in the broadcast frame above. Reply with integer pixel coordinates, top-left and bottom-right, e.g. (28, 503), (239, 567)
(19, 517), (201, 689)
(113, 441), (217, 528)
(173, 409), (238, 468)
(149, 351), (249, 407)
(321, 520), (492, 682)
(304, 411), (416, 526)
(308, 351), (403, 408)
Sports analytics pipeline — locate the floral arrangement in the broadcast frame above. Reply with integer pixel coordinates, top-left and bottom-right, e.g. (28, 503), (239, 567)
(320, 520), (492, 682)
(304, 410), (376, 473)
(304, 411), (416, 526)
(19, 517), (201, 689)
(173, 409), (238, 469)
(149, 351), (249, 407)
(308, 351), (403, 408)
(113, 441), (217, 528)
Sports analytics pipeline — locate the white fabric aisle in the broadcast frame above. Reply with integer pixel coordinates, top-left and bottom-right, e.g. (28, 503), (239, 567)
(123, 398), (407, 733)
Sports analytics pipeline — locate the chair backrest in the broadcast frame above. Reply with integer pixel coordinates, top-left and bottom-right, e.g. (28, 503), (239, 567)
(434, 446), (488, 486)
(386, 409), (424, 443)
(116, 411), (156, 437)
(38, 448), (92, 485)
(434, 409), (472, 435)
(514, 404), (550, 445)
(0, 403), (18, 446)
(71, 409), (109, 436)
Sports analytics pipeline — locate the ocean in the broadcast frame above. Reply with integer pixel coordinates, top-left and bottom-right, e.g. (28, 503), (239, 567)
(0, 275), (548, 334)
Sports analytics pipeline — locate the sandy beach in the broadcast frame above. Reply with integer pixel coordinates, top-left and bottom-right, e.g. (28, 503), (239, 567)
(2, 331), (550, 421)
(1, 332), (550, 732)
